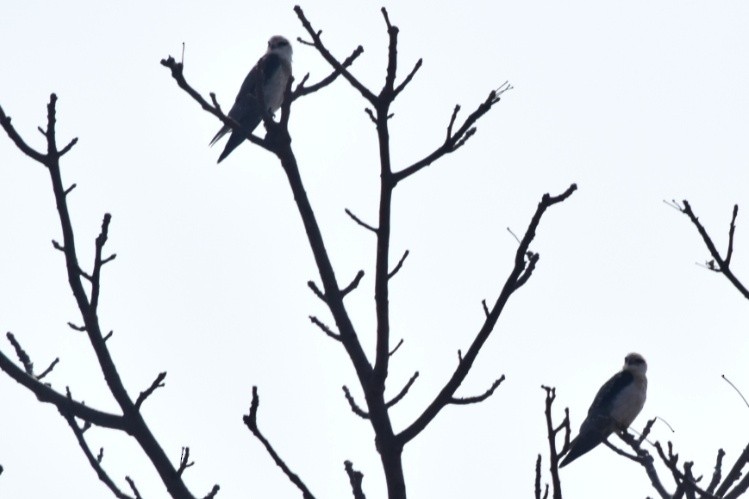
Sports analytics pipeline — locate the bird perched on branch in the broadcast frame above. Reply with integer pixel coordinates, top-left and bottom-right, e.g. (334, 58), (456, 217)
(210, 35), (293, 163)
(560, 352), (648, 468)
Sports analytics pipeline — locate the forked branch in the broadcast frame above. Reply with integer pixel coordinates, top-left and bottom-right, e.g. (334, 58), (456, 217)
(680, 201), (748, 300)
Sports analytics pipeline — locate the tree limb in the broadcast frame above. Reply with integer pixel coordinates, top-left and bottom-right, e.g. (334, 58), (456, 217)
(243, 387), (316, 499)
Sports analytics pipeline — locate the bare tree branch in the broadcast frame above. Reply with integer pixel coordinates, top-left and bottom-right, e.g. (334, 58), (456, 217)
(63, 412), (136, 499)
(398, 184), (576, 446)
(449, 375), (505, 405)
(388, 338), (404, 357)
(342, 385), (370, 419)
(0, 342), (126, 431)
(392, 88), (509, 184)
(680, 201), (748, 299)
(125, 477), (143, 499)
(342, 270), (365, 297)
(345, 208), (378, 233)
(717, 443), (749, 497)
(135, 371), (167, 409)
(616, 430), (674, 499)
(385, 372), (419, 408)
(36, 357), (60, 381)
(177, 447), (194, 477)
(243, 387), (316, 499)
(309, 316), (341, 341)
(387, 250), (409, 279)
(0, 94), (198, 499)
(539, 386), (567, 499)
(294, 6), (376, 103)
(292, 46), (364, 100)
(344, 460), (366, 499)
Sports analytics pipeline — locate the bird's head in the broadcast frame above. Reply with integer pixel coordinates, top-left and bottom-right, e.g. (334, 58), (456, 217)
(267, 35), (292, 62)
(623, 352), (647, 376)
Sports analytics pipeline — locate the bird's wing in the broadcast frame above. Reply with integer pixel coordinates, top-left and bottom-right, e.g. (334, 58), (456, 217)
(211, 53), (289, 162)
(586, 370), (634, 417)
(559, 370), (635, 468)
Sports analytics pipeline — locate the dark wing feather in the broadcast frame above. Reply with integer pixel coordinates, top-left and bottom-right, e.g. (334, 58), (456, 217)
(559, 370), (634, 468)
(587, 370), (633, 416)
(213, 53), (285, 163)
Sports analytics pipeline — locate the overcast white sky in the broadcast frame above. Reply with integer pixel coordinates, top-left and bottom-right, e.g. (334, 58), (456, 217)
(1, 1), (749, 498)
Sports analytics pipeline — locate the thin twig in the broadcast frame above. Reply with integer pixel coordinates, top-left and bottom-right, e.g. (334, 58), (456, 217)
(388, 250), (409, 279)
(385, 372), (419, 408)
(344, 460), (366, 499)
(342, 385), (370, 419)
(243, 387), (316, 499)
(345, 208), (378, 233)
(135, 372), (167, 409)
(449, 375), (505, 405)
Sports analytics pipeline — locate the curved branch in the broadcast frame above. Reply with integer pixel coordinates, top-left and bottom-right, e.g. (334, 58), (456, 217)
(385, 372), (419, 408)
(243, 387), (316, 499)
(397, 184), (577, 446)
(0, 348), (126, 431)
(680, 201), (749, 300)
(342, 385), (370, 419)
(294, 6), (376, 103)
(449, 375), (505, 405)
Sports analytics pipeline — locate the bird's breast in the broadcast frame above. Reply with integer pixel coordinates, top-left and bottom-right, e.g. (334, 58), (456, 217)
(609, 378), (647, 429)
(264, 64), (291, 113)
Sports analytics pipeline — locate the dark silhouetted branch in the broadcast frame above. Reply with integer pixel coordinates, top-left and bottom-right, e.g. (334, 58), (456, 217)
(125, 477), (142, 499)
(344, 460), (366, 499)
(385, 372), (419, 408)
(393, 59), (423, 98)
(449, 375), (505, 405)
(717, 443), (749, 497)
(342, 385), (370, 419)
(6, 332), (33, 375)
(388, 338), (404, 357)
(345, 208), (378, 233)
(616, 431), (673, 499)
(342, 270), (365, 297)
(392, 83), (513, 184)
(294, 7), (375, 103)
(135, 372), (167, 409)
(177, 447), (194, 477)
(243, 387), (316, 499)
(534, 454), (549, 499)
(0, 94), (198, 499)
(202, 485), (220, 499)
(309, 316), (341, 341)
(36, 357), (60, 381)
(0, 340), (126, 431)
(707, 449), (725, 494)
(292, 46), (364, 99)
(680, 201), (748, 300)
(398, 185), (576, 446)
(307, 280), (326, 302)
(387, 250), (409, 279)
(539, 386), (568, 499)
(90, 213), (116, 313)
(64, 412), (136, 499)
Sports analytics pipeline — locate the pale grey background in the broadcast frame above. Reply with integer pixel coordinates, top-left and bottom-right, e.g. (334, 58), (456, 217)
(1, 1), (748, 498)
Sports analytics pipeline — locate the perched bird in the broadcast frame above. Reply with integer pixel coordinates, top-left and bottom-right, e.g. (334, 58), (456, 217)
(560, 352), (648, 468)
(210, 35), (293, 163)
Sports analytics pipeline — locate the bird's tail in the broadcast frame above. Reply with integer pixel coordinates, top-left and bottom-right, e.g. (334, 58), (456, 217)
(559, 431), (608, 468)
(209, 126), (229, 147)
